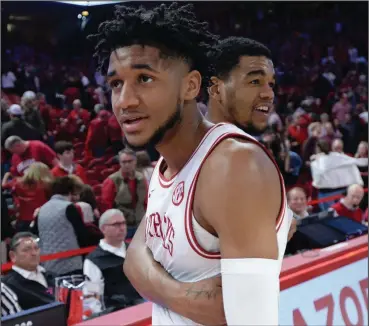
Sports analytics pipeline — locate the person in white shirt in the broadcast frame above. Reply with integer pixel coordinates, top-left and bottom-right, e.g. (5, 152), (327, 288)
(2, 232), (54, 311)
(83, 209), (142, 311)
(1, 68), (17, 93)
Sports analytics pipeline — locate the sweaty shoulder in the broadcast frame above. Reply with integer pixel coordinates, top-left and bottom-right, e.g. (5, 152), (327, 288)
(194, 137), (283, 258)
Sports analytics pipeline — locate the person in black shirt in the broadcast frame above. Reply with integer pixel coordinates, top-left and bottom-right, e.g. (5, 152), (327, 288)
(1, 104), (42, 146)
(2, 232), (55, 312)
(84, 209), (143, 312)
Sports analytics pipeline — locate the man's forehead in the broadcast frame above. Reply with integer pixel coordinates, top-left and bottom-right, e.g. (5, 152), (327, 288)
(120, 153), (136, 160)
(109, 45), (171, 70)
(109, 214), (125, 223)
(18, 237), (38, 247)
(238, 55), (275, 73)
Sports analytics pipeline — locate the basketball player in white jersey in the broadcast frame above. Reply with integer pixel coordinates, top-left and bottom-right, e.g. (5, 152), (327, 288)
(90, 3), (293, 325)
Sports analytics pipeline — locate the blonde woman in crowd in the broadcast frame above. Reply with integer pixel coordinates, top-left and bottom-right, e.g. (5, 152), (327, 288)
(3, 162), (53, 232)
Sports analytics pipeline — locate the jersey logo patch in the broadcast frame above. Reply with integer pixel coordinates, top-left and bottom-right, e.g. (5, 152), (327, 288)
(172, 181), (185, 206)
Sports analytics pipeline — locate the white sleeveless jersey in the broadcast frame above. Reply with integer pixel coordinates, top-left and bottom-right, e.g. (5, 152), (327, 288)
(145, 123), (293, 325)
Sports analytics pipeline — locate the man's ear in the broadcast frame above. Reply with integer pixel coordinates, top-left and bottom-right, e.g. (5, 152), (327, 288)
(208, 76), (222, 101)
(9, 250), (16, 263)
(182, 70), (202, 101)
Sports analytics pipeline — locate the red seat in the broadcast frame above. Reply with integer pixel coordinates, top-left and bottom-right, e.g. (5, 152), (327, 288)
(86, 170), (100, 183)
(106, 156), (118, 166)
(88, 179), (99, 187)
(101, 169), (114, 180)
(87, 157), (106, 169)
(110, 164), (120, 172)
(104, 146), (115, 158)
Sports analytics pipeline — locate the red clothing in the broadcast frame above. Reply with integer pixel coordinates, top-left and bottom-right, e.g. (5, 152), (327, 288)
(12, 181), (50, 221)
(39, 103), (52, 131)
(67, 109), (91, 127)
(331, 201), (363, 223)
(51, 164), (88, 184)
(63, 87), (81, 107)
(288, 125), (308, 145)
(101, 172), (148, 211)
(11, 141), (57, 176)
(85, 118), (109, 158)
(108, 115), (122, 142)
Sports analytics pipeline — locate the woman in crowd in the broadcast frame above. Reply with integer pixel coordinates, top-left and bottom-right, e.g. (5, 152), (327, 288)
(3, 162), (53, 232)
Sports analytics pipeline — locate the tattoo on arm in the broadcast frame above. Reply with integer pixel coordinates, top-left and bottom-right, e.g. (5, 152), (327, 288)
(185, 285), (219, 300)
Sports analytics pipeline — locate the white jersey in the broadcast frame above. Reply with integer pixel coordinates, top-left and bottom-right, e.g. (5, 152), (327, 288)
(145, 123), (293, 325)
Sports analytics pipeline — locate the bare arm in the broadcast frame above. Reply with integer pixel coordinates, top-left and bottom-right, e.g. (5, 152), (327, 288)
(124, 217), (225, 325)
(197, 139), (285, 325)
(198, 139), (281, 259)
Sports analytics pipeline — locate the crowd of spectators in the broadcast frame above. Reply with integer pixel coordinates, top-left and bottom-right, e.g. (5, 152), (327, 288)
(1, 1), (367, 321)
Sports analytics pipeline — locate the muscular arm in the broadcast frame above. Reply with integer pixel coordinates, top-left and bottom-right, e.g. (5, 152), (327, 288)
(124, 218), (180, 307)
(197, 139), (286, 325)
(124, 218), (225, 325)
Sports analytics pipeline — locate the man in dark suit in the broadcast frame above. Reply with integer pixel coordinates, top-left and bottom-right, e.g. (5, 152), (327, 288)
(2, 232), (55, 311)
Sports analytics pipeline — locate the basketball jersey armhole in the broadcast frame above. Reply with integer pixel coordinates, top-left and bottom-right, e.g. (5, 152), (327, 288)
(184, 132), (286, 259)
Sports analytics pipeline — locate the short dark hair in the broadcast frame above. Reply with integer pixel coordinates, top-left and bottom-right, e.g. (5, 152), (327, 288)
(208, 36), (272, 81)
(79, 184), (97, 210)
(54, 141), (73, 155)
(51, 176), (84, 196)
(119, 148), (137, 158)
(10, 232), (38, 251)
(317, 139), (330, 155)
(88, 2), (218, 79)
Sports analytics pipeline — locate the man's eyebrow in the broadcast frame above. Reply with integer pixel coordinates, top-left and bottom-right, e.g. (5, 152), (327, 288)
(246, 70), (276, 80)
(246, 69), (266, 77)
(106, 64), (159, 78)
(131, 63), (159, 72)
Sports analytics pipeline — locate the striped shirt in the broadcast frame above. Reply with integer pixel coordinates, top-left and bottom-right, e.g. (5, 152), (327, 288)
(1, 282), (22, 317)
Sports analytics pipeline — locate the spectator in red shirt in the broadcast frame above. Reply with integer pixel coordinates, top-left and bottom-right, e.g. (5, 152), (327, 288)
(51, 141), (88, 183)
(108, 114), (124, 154)
(85, 110), (110, 159)
(68, 99), (91, 130)
(3, 162), (53, 232)
(330, 184), (365, 223)
(101, 149), (148, 238)
(5, 136), (58, 177)
(287, 113), (310, 150)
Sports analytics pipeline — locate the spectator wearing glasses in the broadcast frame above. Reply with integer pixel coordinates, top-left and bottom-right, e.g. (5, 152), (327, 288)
(83, 209), (143, 311)
(101, 149), (148, 238)
(2, 232), (55, 311)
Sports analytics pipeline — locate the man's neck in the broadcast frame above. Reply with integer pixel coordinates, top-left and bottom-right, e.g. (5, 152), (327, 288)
(60, 161), (73, 169)
(105, 239), (124, 249)
(342, 198), (354, 210)
(15, 265), (37, 273)
(156, 105), (211, 177)
(122, 171), (135, 179)
(206, 101), (228, 124)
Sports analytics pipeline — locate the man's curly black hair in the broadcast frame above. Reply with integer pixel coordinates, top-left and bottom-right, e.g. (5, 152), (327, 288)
(88, 2), (218, 80)
(208, 36), (272, 81)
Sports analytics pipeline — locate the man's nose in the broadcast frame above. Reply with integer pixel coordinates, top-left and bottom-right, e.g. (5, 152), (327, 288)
(116, 83), (140, 110)
(259, 83), (275, 101)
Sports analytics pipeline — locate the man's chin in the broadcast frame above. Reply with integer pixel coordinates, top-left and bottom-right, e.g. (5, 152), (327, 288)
(123, 136), (150, 151)
(234, 121), (268, 136)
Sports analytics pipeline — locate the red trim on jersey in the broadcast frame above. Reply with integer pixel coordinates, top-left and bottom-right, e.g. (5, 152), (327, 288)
(185, 131), (287, 259)
(157, 123), (226, 188)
